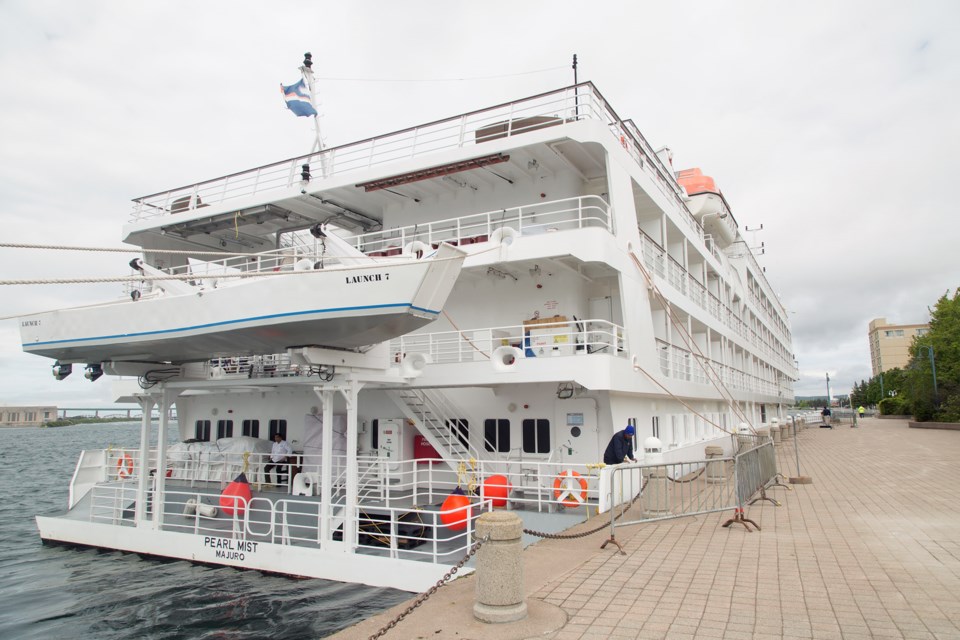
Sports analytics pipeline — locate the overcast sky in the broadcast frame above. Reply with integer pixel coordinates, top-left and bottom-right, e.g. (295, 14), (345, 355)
(1, 1), (958, 408)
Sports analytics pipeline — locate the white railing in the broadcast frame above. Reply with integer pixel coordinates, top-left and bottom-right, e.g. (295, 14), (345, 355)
(362, 457), (607, 515)
(390, 318), (625, 364)
(130, 81), (696, 252)
(131, 85), (601, 221)
(347, 195), (611, 254)
(655, 339), (782, 396)
(638, 231), (794, 375)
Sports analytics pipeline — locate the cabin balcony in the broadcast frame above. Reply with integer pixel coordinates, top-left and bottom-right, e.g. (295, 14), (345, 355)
(637, 232), (794, 375)
(655, 339), (784, 397)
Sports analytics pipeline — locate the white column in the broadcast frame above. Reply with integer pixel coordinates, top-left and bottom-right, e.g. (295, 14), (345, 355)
(338, 378), (363, 550)
(152, 388), (178, 530)
(315, 387), (334, 545)
(135, 395), (156, 528)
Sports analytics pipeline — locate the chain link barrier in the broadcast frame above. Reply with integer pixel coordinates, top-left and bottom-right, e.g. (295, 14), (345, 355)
(522, 480), (646, 540)
(367, 534), (489, 640)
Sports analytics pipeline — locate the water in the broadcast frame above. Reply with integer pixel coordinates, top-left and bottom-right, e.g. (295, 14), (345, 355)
(0, 422), (409, 639)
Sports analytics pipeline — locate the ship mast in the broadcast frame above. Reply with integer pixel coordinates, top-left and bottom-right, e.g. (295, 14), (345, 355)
(300, 52), (329, 176)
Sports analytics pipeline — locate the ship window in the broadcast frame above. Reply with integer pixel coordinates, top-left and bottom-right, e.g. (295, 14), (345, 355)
(269, 419), (287, 440)
(447, 419), (469, 449)
(522, 419), (550, 454)
(216, 420), (234, 439)
(483, 419), (510, 452)
(195, 420), (211, 442)
(651, 416), (660, 439)
(242, 419), (260, 438)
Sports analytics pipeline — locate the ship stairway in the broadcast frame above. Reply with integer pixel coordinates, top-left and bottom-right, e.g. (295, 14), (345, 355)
(386, 389), (480, 471)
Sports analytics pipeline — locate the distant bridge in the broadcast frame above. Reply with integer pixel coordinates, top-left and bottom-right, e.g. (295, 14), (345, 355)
(59, 407), (178, 419)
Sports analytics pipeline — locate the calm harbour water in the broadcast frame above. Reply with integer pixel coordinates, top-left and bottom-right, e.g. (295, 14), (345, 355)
(0, 422), (409, 639)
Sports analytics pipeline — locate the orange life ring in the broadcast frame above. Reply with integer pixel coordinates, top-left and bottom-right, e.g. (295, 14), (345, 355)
(117, 453), (134, 479)
(619, 134), (628, 149)
(553, 470), (588, 507)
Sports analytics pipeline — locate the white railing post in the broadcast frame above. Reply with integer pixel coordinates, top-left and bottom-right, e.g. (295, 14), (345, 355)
(458, 114), (467, 147)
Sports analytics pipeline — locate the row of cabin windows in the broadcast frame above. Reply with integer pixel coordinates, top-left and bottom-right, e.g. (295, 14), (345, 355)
(482, 418), (551, 454)
(193, 417), (554, 454)
(368, 418), (554, 455)
(193, 419), (287, 442)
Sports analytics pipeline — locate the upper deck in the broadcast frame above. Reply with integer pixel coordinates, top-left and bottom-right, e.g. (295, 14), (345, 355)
(124, 83), (691, 239)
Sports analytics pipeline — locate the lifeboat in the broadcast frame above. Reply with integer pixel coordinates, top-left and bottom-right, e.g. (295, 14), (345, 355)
(677, 168), (735, 248)
(19, 243), (466, 365)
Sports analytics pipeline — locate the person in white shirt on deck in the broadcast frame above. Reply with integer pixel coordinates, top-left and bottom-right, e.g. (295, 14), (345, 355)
(265, 433), (293, 485)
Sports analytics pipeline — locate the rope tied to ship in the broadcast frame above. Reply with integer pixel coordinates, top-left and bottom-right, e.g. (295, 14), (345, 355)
(367, 533), (489, 640)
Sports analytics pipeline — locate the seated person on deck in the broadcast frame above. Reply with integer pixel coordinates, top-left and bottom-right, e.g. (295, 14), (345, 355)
(264, 433), (293, 484)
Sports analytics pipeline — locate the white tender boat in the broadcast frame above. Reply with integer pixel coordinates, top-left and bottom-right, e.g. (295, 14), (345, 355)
(20, 243), (465, 364)
(27, 81), (796, 592)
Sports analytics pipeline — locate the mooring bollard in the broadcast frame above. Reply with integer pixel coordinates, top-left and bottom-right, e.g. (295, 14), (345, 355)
(473, 511), (527, 623)
(705, 445), (725, 484)
(736, 422), (753, 452)
(642, 466), (671, 516)
(774, 418), (788, 440)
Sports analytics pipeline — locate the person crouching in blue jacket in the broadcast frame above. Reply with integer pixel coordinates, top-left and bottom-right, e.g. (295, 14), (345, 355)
(603, 425), (638, 465)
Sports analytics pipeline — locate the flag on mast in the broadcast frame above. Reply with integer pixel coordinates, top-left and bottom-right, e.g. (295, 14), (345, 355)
(280, 79), (318, 117)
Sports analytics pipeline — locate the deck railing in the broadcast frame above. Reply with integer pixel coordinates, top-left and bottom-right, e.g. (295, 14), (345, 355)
(655, 339), (781, 396)
(390, 318), (625, 365)
(638, 231), (794, 375)
(129, 82), (693, 235)
(346, 194), (611, 254)
(134, 193), (609, 283)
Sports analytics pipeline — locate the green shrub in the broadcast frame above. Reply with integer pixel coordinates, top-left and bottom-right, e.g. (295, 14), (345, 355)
(878, 397), (909, 416)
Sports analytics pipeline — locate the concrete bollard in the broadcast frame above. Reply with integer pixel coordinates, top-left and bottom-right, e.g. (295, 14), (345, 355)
(642, 466), (671, 517)
(736, 423), (753, 452)
(770, 425), (781, 444)
(473, 511), (527, 623)
(774, 418), (788, 440)
(705, 445), (725, 484)
(757, 427), (770, 442)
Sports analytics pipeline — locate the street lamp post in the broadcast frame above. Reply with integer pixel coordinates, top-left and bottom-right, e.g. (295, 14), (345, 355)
(916, 345), (938, 401)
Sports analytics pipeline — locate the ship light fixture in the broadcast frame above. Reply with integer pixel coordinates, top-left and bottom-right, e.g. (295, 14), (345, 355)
(52, 362), (72, 380)
(84, 363), (104, 382)
(355, 153), (510, 192)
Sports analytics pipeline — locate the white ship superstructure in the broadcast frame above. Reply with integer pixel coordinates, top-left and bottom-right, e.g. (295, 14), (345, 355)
(25, 83), (796, 591)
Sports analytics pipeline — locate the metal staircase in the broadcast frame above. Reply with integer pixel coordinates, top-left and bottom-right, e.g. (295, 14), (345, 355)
(386, 389), (480, 470)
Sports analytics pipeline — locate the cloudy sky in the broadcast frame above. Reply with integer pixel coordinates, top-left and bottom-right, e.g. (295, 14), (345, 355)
(1, 0), (957, 407)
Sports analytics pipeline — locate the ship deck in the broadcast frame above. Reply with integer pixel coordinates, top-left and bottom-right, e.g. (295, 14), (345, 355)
(56, 478), (586, 565)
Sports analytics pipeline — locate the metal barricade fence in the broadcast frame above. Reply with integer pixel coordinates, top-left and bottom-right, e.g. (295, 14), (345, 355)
(604, 458), (736, 547)
(604, 439), (784, 552)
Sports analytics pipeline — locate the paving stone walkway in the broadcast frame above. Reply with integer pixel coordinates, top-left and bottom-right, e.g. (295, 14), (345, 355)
(332, 418), (960, 640)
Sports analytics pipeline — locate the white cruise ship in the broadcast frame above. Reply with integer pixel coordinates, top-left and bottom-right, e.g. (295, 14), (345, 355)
(22, 81), (796, 592)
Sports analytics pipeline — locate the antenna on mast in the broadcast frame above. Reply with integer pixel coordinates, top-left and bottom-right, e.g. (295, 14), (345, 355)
(300, 52), (328, 176)
(572, 54), (579, 119)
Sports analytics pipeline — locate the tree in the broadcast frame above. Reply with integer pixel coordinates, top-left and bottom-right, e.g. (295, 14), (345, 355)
(851, 368), (906, 407)
(904, 289), (960, 422)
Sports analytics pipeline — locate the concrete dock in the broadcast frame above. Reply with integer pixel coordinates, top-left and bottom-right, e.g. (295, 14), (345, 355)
(331, 418), (960, 639)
